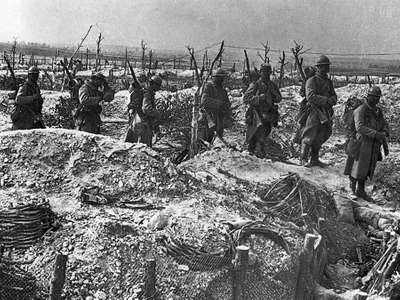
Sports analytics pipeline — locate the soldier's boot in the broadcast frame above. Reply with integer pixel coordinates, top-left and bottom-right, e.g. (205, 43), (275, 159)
(309, 147), (328, 167)
(355, 180), (373, 201)
(299, 143), (311, 166)
(349, 176), (357, 194)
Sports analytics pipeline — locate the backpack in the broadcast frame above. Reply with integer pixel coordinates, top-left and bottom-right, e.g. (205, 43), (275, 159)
(342, 96), (363, 133)
(342, 96), (364, 158)
(128, 85), (144, 116)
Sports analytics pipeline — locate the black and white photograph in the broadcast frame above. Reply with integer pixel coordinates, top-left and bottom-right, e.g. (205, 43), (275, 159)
(0, 0), (399, 299)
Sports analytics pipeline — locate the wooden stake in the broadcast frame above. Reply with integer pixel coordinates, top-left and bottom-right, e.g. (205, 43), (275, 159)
(278, 51), (286, 88)
(294, 234), (318, 300)
(86, 48), (89, 70)
(141, 40), (147, 70)
(233, 245), (249, 300)
(49, 254), (68, 300)
(124, 47), (128, 75)
(145, 258), (156, 299)
(95, 33), (104, 71)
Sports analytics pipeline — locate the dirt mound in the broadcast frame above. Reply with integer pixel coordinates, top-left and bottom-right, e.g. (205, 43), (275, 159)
(0, 129), (186, 211)
(0, 129), (299, 299)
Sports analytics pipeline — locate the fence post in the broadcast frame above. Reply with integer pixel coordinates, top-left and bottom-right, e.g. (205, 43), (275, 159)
(145, 258), (156, 299)
(49, 254), (68, 300)
(233, 245), (249, 300)
(294, 234), (318, 300)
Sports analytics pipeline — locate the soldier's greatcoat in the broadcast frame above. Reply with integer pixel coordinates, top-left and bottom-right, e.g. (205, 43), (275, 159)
(12, 80), (44, 130)
(75, 80), (103, 134)
(301, 72), (337, 148)
(243, 78), (281, 152)
(126, 87), (160, 147)
(344, 102), (389, 180)
(198, 81), (231, 143)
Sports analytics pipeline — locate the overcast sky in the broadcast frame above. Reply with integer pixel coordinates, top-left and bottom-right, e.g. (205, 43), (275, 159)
(1, 0), (399, 53)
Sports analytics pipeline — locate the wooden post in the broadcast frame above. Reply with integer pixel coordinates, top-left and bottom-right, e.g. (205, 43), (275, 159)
(49, 254), (68, 300)
(11, 39), (17, 70)
(95, 33), (104, 71)
(145, 258), (156, 299)
(141, 40), (147, 70)
(173, 56), (176, 69)
(294, 234), (318, 300)
(233, 245), (249, 300)
(290, 64), (293, 85)
(279, 51), (286, 88)
(124, 47), (128, 75)
(86, 48), (89, 70)
(148, 49), (153, 73)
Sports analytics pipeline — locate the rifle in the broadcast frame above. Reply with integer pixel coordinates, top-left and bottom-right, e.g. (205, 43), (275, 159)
(3, 54), (18, 100)
(244, 49), (251, 80)
(127, 60), (141, 88)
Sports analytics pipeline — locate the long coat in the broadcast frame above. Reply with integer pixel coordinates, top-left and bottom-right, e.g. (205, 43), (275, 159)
(344, 102), (388, 180)
(126, 87), (159, 147)
(75, 80), (103, 134)
(12, 80), (44, 130)
(198, 81), (231, 143)
(301, 72), (337, 148)
(243, 78), (281, 142)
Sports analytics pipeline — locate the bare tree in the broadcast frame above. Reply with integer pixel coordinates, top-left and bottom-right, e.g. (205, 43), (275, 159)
(257, 41), (270, 63)
(95, 33), (104, 71)
(278, 51), (289, 88)
(291, 40), (311, 81)
(141, 40), (147, 70)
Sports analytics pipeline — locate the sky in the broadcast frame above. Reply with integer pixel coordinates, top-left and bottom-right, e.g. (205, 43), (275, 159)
(1, 0), (400, 54)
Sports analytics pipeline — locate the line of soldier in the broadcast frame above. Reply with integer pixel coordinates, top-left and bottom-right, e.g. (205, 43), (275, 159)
(11, 55), (389, 201)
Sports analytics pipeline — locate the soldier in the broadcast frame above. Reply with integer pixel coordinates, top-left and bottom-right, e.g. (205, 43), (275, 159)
(75, 72), (114, 134)
(300, 55), (337, 166)
(344, 86), (389, 201)
(68, 77), (84, 109)
(243, 63), (281, 157)
(125, 75), (162, 147)
(12, 66), (45, 130)
(198, 68), (231, 144)
(293, 66), (316, 144)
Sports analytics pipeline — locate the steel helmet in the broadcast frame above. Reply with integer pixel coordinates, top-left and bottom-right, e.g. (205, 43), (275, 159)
(150, 75), (162, 86)
(28, 66), (40, 74)
(316, 55), (331, 66)
(367, 86), (382, 97)
(92, 72), (106, 81)
(260, 63), (272, 72)
(212, 68), (228, 77)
